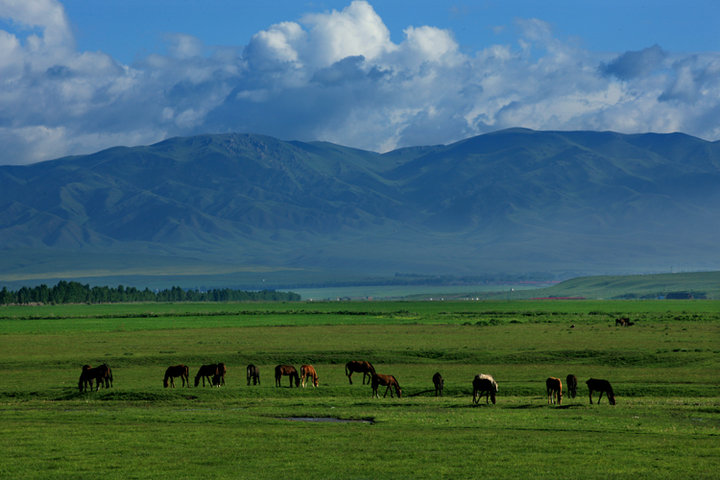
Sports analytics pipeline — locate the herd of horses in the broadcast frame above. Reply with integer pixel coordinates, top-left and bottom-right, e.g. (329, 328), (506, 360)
(78, 364), (114, 392)
(545, 375), (615, 405)
(79, 360), (616, 405)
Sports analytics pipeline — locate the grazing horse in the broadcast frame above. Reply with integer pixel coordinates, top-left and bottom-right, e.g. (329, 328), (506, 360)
(566, 374), (578, 398)
(275, 365), (300, 387)
(163, 365), (190, 388)
(472, 374), (498, 405)
(615, 317), (634, 327)
(246, 364), (260, 386)
(212, 362), (227, 386)
(345, 360), (375, 385)
(78, 364), (112, 392)
(300, 364), (319, 388)
(546, 377), (562, 405)
(371, 373), (402, 398)
(586, 378), (616, 405)
(432, 372), (444, 397)
(195, 364), (221, 387)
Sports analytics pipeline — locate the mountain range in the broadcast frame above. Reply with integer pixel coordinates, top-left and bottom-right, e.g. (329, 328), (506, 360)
(1, 128), (719, 289)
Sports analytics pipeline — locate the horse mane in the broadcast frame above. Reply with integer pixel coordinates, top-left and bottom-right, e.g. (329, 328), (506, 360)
(477, 373), (498, 392)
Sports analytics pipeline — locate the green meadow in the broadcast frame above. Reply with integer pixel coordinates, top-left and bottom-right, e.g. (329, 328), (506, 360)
(1, 300), (718, 479)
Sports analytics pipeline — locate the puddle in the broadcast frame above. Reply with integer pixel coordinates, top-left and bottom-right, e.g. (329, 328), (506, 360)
(283, 416), (374, 424)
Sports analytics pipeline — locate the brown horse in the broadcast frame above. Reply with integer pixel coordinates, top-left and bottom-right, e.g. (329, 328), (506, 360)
(586, 378), (616, 405)
(275, 365), (300, 387)
(300, 364), (319, 388)
(432, 372), (444, 397)
(566, 374), (578, 398)
(472, 373), (498, 405)
(195, 364), (221, 387)
(78, 364), (112, 392)
(371, 373), (402, 398)
(163, 365), (189, 388)
(246, 364), (260, 386)
(345, 360), (375, 385)
(546, 377), (562, 405)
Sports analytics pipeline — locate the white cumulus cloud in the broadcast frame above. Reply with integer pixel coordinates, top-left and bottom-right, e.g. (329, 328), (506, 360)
(0, 0), (719, 164)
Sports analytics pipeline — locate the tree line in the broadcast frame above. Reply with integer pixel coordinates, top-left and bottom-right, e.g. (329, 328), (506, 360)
(0, 281), (300, 305)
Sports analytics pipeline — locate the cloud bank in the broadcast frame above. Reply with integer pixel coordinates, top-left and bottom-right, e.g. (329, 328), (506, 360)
(1, 0), (719, 164)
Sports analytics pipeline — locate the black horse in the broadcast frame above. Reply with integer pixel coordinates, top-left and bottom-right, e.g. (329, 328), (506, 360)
(432, 372), (444, 396)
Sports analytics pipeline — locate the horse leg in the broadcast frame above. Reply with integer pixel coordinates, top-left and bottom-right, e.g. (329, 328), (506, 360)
(589, 390), (594, 404)
(598, 391), (604, 404)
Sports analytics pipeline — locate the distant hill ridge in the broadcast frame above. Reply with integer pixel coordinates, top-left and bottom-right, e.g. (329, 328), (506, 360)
(1, 128), (719, 286)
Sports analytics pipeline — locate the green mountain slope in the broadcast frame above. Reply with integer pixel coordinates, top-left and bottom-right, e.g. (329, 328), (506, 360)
(1, 129), (719, 287)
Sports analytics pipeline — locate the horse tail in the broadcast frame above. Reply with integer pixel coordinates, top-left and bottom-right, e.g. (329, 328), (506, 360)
(194, 371), (201, 387)
(163, 372), (169, 388)
(78, 374), (84, 392)
(345, 362), (350, 376)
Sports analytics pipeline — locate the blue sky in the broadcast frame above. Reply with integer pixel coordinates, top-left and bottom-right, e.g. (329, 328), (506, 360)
(0, 0), (718, 164)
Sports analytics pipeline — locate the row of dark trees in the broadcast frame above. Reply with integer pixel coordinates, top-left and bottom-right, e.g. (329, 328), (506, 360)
(0, 281), (300, 305)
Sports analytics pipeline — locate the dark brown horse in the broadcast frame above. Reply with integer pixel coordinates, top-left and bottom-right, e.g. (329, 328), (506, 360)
(371, 373), (402, 398)
(566, 374), (578, 398)
(212, 362), (227, 386)
(163, 365), (189, 388)
(472, 373), (498, 405)
(546, 377), (562, 405)
(275, 365), (300, 387)
(195, 364), (221, 387)
(246, 364), (260, 386)
(78, 364), (112, 392)
(300, 364), (319, 388)
(345, 360), (375, 385)
(615, 317), (634, 326)
(432, 372), (444, 396)
(586, 378), (616, 405)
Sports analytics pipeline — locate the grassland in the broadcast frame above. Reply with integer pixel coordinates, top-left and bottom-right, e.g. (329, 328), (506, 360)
(1, 300), (718, 479)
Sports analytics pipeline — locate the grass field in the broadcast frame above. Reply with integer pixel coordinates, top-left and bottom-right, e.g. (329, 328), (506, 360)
(1, 300), (718, 479)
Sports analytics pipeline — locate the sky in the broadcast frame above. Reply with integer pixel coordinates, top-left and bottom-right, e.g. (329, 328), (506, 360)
(0, 0), (718, 165)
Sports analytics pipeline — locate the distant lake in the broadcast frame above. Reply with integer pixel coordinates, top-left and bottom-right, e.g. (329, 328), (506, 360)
(291, 283), (553, 301)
